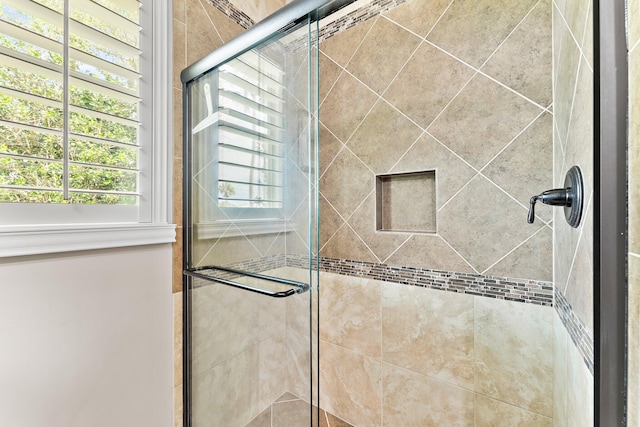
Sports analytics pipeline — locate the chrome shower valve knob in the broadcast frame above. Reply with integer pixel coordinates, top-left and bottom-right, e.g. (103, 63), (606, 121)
(527, 166), (584, 228)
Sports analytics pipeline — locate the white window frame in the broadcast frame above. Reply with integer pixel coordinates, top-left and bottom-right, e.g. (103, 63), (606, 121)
(0, 0), (175, 257)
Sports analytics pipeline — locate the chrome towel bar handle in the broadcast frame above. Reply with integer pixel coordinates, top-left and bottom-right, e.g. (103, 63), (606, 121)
(184, 265), (310, 298)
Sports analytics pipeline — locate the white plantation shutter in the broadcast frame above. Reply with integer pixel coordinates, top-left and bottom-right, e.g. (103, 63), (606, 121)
(213, 51), (285, 210)
(0, 0), (143, 206)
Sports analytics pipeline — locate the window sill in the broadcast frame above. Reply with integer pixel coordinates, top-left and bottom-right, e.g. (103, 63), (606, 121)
(196, 219), (293, 239)
(0, 223), (176, 258)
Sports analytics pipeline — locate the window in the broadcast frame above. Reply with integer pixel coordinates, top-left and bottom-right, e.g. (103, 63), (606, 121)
(215, 52), (285, 212)
(0, 0), (173, 256)
(190, 49), (288, 239)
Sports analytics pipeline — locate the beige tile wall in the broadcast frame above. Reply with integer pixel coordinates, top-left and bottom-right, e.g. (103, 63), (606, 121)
(319, 272), (553, 426)
(552, 0), (594, 425)
(553, 312), (594, 427)
(553, 0), (594, 333)
(319, 0), (554, 282)
(628, 0), (640, 423)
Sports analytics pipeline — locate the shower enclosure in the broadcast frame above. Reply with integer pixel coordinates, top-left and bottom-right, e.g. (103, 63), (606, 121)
(180, 0), (624, 425)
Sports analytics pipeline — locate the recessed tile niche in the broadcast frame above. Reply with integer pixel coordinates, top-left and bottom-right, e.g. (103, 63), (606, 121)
(376, 170), (437, 233)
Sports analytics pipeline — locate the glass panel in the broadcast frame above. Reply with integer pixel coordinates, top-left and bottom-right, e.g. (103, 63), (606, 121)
(185, 13), (317, 427)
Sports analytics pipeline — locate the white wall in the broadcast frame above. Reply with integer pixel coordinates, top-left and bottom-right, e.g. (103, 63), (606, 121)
(0, 245), (173, 427)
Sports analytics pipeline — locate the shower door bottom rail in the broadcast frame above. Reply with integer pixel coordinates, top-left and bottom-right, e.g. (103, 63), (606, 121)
(184, 265), (309, 298)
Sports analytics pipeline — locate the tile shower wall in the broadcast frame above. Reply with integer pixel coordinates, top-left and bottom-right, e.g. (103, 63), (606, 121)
(552, 0), (594, 425)
(629, 0), (640, 424)
(319, 0), (554, 281)
(318, 271), (553, 426)
(317, 0), (555, 425)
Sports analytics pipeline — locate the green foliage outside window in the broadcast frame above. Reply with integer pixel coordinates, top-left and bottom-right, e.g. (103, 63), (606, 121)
(0, 0), (141, 205)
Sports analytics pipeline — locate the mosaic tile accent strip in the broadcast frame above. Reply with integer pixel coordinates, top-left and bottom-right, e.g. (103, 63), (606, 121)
(555, 288), (595, 375)
(283, 0), (409, 53)
(316, 0), (408, 44)
(288, 255), (554, 306)
(206, 0), (256, 30)
(189, 254), (553, 305)
(206, 0), (407, 44)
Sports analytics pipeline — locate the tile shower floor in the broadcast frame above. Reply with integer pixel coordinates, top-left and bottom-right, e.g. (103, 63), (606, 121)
(246, 392), (352, 427)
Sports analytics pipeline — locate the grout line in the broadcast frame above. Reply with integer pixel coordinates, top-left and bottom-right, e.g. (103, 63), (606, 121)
(198, 0), (225, 43)
(476, 0), (542, 71)
(438, 167), (554, 229)
(421, 128), (480, 172)
(424, 0), (455, 39)
(551, 1), (562, 105)
(380, 233), (414, 264)
(341, 15), (381, 71)
(376, 28), (425, 95)
(287, 79), (313, 111)
(379, 12), (422, 39)
(474, 67), (550, 112)
(316, 195), (354, 255)
(561, 54), (587, 156)
(418, 38), (478, 75)
(477, 109), (547, 175)
(385, 131), (424, 173)
(318, 52), (344, 107)
(340, 95), (382, 146)
(338, 141), (377, 176)
(438, 235), (481, 274)
(561, 189), (593, 294)
(437, 171), (480, 212)
(554, 116), (567, 162)
(317, 141), (345, 181)
(480, 224), (549, 275)
(578, 0), (592, 62)
(320, 36), (548, 175)
(483, 172), (551, 224)
(553, 0), (589, 64)
(316, 194), (347, 252)
(343, 220), (383, 264)
(376, 355), (476, 393)
(477, 393), (555, 422)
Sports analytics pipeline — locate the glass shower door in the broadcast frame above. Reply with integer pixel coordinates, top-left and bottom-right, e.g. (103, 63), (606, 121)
(182, 15), (320, 427)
